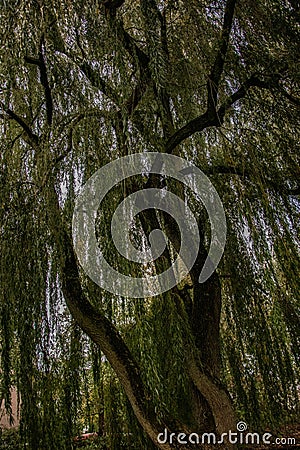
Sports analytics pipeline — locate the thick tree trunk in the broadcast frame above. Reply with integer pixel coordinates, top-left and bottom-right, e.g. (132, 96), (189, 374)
(46, 182), (235, 448)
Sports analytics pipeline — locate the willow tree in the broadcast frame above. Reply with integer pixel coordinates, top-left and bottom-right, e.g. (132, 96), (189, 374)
(0, 0), (299, 449)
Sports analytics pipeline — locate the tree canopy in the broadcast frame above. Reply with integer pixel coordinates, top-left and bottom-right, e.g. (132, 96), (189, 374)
(0, 0), (299, 449)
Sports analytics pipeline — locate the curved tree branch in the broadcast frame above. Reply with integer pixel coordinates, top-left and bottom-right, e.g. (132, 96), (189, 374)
(188, 360), (236, 437)
(207, 0), (237, 113)
(45, 183), (199, 450)
(25, 35), (53, 126)
(103, 2), (151, 115)
(165, 74), (278, 154)
(0, 102), (39, 149)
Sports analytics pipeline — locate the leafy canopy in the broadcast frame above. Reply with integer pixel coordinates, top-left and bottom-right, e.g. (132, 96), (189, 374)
(0, 0), (299, 448)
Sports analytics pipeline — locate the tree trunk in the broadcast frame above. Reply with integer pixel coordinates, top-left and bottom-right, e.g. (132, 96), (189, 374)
(46, 173), (235, 448)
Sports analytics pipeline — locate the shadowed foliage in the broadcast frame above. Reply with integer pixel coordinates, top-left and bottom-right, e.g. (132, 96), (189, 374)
(0, 0), (299, 448)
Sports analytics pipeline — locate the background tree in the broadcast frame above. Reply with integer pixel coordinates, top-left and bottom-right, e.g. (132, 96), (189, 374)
(0, 0), (299, 449)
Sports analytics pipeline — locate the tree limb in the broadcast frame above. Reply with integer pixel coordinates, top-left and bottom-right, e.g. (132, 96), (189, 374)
(188, 360), (236, 437)
(206, 165), (247, 177)
(79, 62), (121, 107)
(104, 2), (151, 115)
(140, 0), (174, 139)
(165, 74), (275, 153)
(207, 0), (237, 113)
(24, 56), (40, 65)
(46, 184), (199, 450)
(280, 88), (300, 107)
(40, 5), (120, 109)
(38, 36), (53, 126)
(25, 36), (54, 126)
(40, 108), (118, 187)
(164, 0), (238, 151)
(0, 102), (39, 148)
(165, 110), (213, 153)
(206, 164), (300, 197)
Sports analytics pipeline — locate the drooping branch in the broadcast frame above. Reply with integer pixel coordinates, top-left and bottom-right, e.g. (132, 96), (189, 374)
(279, 88), (300, 107)
(208, 164), (300, 196)
(0, 101), (39, 148)
(38, 36), (53, 126)
(207, 0), (237, 113)
(40, 5), (120, 109)
(40, 108), (118, 187)
(104, 10), (149, 68)
(140, 0), (175, 139)
(103, 2), (152, 115)
(79, 62), (120, 106)
(165, 74), (278, 153)
(25, 35), (53, 126)
(74, 10), (151, 116)
(45, 2), (151, 118)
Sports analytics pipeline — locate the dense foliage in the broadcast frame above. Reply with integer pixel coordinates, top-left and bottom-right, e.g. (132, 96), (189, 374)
(0, 0), (299, 448)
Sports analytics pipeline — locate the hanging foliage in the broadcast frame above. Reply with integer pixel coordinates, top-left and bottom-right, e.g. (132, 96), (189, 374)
(0, 0), (299, 449)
